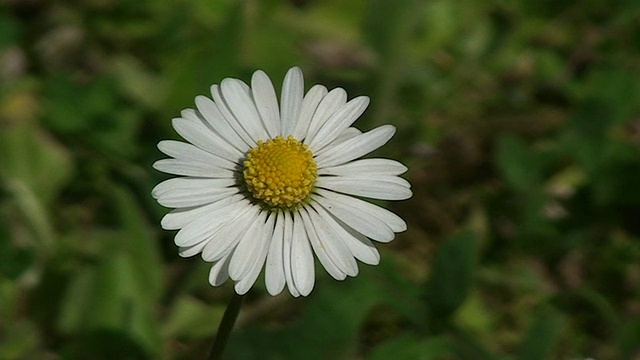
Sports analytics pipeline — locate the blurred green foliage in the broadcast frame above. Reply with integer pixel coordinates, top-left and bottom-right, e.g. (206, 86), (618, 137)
(1, 0), (640, 359)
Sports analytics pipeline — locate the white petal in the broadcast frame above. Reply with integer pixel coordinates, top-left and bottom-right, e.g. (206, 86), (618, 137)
(265, 212), (286, 296)
(316, 175), (412, 201)
(172, 117), (243, 164)
(157, 140), (236, 170)
(221, 78), (269, 141)
(318, 158), (408, 176)
(309, 96), (370, 151)
(282, 211), (300, 297)
(181, 108), (245, 154)
(299, 208), (345, 280)
(234, 212), (275, 295)
(178, 241), (208, 258)
(312, 196), (395, 243)
(328, 127), (362, 147)
(180, 109), (246, 157)
(210, 85), (257, 146)
(315, 188), (407, 232)
(173, 196), (249, 247)
(201, 205), (261, 262)
(303, 88), (346, 145)
(280, 67), (304, 136)
(310, 202), (380, 265)
(209, 255), (231, 286)
(229, 211), (268, 281)
(251, 70), (280, 138)
(153, 159), (234, 178)
(161, 202), (220, 230)
(292, 85), (328, 140)
(195, 96), (250, 151)
(342, 227), (380, 265)
(155, 184), (239, 208)
(315, 125), (396, 168)
(291, 210), (315, 296)
(304, 207), (359, 278)
(152, 177), (236, 199)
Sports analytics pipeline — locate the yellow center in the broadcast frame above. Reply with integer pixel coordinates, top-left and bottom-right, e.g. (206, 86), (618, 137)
(243, 136), (317, 209)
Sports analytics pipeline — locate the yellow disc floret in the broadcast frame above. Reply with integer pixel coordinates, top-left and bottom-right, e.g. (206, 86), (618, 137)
(243, 136), (317, 209)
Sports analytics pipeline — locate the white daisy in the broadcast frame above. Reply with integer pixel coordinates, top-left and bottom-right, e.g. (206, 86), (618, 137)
(152, 66), (412, 297)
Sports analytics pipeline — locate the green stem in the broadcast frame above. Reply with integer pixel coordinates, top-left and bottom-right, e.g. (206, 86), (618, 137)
(208, 292), (244, 360)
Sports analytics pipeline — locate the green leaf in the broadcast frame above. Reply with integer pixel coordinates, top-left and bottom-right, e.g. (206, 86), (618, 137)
(425, 232), (479, 320)
(44, 73), (114, 133)
(62, 328), (150, 360)
(161, 1), (242, 115)
(58, 248), (160, 352)
(495, 135), (540, 192)
(0, 203), (33, 280)
(0, 320), (41, 360)
(0, 231), (34, 279)
(228, 259), (421, 359)
(449, 327), (504, 360)
(111, 56), (165, 110)
(576, 68), (640, 126)
(58, 187), (163, 355)
(0, 10), (20, 48)
(112, 185), (164, 303)
(363, 0), (419, 60)
(423, 0), (458, 50)
(362, 0), (422, 123)
(162, 296), (224, 339)
(518, 307), (563, 360)
(0, 93), (73, 206)
(367, 335), (456, 360)
(0, 93), (71, 253)
(618, 318), (640, 358)
(43, 73), (142, 156)
(453, 291), (494, 335)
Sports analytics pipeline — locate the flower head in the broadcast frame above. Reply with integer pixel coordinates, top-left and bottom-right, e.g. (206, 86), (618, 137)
(152, 67), (412, 297)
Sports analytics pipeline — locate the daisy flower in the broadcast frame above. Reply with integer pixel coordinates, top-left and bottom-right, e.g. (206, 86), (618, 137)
(152, 66), (412, 297)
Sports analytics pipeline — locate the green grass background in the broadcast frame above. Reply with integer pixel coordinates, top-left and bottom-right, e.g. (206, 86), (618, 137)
(1, 0), (640, 359)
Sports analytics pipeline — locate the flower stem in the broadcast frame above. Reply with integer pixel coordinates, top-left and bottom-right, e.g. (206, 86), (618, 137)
(208, 292), (244, 360)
